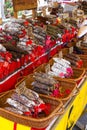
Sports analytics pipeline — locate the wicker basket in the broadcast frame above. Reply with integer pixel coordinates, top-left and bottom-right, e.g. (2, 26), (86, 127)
(0, 91), (6, 96)
(33, 58), (85, 83)
(79, 47), (87, 55)
(0, 89), (63, 129)
(66, 41), (87, 55)
(62, 48), (87, 71)
(78, 55), (87, 71)
(15, 74), (77, 104)
(62, 47), (87, 55)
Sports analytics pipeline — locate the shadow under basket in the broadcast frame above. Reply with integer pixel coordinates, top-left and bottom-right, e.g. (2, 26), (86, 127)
(16, 74), (77, 105)
(0, 89), (63, 129)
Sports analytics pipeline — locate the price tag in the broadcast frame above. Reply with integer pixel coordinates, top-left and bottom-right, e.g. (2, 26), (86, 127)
(16, 84), (26, 95)
(69, 47), (73, 54)
(28, 26), (34, 38)
(45, 64), (50, 73)
(76, 41), (81, 47)
(59, 51), (63, 58)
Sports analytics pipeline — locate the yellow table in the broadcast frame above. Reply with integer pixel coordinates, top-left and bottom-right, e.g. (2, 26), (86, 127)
(0, 79), (87, 130)
(51, 79), (87, 130)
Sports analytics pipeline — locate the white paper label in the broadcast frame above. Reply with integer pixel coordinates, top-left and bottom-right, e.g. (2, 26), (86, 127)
(69, 47), (73, 54)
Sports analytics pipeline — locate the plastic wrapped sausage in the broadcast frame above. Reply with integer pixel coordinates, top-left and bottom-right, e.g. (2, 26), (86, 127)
(5, 107), (23, 115)
(16, 86), (39, 100)
(32, 81), (54, 91)
(11, 93), (35, 108)
(34, 75), (57, 86)
(6, 98), (31, 113)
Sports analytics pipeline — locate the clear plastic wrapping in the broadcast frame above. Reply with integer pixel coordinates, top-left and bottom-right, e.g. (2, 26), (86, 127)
(6, 98), (30, 113)
(5, 107), (23, 115)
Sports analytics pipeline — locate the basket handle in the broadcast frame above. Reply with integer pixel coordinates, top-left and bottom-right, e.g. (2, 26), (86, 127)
(73, 74), (87, 96)
(72, 89), (79, 97)
(0, 91), (7, 96)
(86, 72), (87, 77)
(17, 76), (26, 82)
(77, 69), (86, 81)
(50, 106), (64, 118)
(76, 85), (80, 92)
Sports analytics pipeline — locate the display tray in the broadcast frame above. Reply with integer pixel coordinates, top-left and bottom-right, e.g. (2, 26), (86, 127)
(0, 89), (63, 129)
(33, 58), (85, 84)
(15, 74), (77, 105)
(62, 48), (87, 71)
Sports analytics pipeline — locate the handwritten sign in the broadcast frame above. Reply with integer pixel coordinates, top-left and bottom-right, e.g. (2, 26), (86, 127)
(13, 0), (37, 12)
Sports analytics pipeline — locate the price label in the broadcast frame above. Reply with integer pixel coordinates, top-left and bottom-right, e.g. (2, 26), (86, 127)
(28, 26), (33, 38)
(16, 83), (26, 95)
(45, 64), (50, 73)
(69, 47), (73, 54)
(59, 51), (63, 58)
(76, 41), (81, 47)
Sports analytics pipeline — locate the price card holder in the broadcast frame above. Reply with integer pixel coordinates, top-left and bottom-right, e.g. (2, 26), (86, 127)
(28, 26), (33, 38)
(45, 64), (50, 73)
(59, 51), (63, 58)
(76, 41), (81, 47)
(16, 85), (26, 95)
(69, 47), (73, 54)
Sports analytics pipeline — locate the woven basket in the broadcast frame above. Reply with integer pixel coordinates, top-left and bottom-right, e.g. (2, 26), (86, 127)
(51, 56), (85, 83)
(78, 55), (87, 71)
(66, 41), (87, 55)
(0, 89), (63, 129)
(61, 47), (86, 56)
(0, 91), (6, 96)
(80, 47), (87, 55)
(15, 74), (77, 104)
(61, 47), (87, 56)
(62, 48), (87, 71)
(34, 58), (85, 83)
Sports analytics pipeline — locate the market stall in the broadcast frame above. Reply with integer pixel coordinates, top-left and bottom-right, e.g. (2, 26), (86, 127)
(0, 0), (87, 130)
